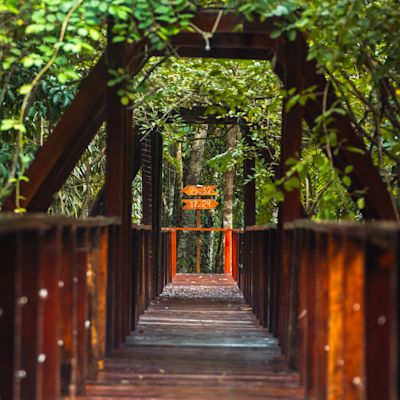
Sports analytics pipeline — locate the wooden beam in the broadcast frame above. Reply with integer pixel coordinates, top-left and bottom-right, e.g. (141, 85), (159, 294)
(166, 47), (272, 61)
(277, 36), (305, 226)
(151, 131), (163, 295)
(104, 30), (145, 347)
(188, 9), (280, 33)
(275, 36), (305, 360)
(4, 42), (147, 213)
(3, 8), (394, 221)
(3, 60), (107, 212)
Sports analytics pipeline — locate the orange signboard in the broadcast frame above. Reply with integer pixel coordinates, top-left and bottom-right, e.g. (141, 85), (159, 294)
(182, 199), (219, 210)
(182, 185), (217, 196)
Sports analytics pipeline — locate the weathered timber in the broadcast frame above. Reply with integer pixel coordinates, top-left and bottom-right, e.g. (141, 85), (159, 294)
(80, 274), (304, 400)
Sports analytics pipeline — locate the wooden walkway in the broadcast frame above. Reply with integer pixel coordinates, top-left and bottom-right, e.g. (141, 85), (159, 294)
(81, 274), (304, 399)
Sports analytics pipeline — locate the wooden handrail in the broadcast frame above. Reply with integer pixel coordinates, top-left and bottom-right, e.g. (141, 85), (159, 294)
(234, 221), (400, 399)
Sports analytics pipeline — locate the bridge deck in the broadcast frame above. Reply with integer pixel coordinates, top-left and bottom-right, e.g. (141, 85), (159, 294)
(81, 274), (304, 399)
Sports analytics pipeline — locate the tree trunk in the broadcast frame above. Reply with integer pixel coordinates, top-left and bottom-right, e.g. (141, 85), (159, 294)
(223, 125), (238, 273)
(173, 141), (183, 227)
(164, 143), (175, 226)
(178, 125), (208, 272)
(223, 125), (239, 229)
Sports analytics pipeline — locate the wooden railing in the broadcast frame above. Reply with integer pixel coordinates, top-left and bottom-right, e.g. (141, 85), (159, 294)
(0, 214), (172, 399)
(161, 227), (237, 275)
(234, 221), (399, 400)
(2, 214), (398, 399)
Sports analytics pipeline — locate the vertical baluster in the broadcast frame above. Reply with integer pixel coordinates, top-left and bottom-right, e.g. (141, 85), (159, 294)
(20, 230), (43, 399)
(327, 232), (345, 400)
(0, 232), (18, 399)
(342, 235), (366, 399)
(365, 236), (396, 399)
(59, 226), (77, 396)
(41, 227), (62, 399)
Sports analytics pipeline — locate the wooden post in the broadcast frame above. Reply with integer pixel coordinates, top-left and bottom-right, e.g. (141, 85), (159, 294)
(18, 232), (42, 399)
(224, 229), (232, 275)
(276, 36), (305, 356)
(75, 229), (89, 393)
(232, 231), (238, 281)
(151, 131), (163, 295)
(241, 122), (256, 306)
(59, 228), (77, 396)
(104, 26), (136, 347)
(196, 206), (201, 273)
(171, 229), (177, 278)
(97, 228), (108, 370)
(41, 228), (62, 399)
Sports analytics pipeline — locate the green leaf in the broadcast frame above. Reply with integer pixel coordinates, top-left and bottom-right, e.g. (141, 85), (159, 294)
(270, 30), (282, 39)
(357, 197), (365, 210)
(18, 84), (32, 95)
(26, 24), (45, 34)
(273, 5), (289, 16)
(344, 165), (354, 174)
(287, 30), (297, 41)
(345, 146), (365, 155)
(342, 175), (351, 187)
(77, 27), (88, 37)
(285, 157), (298, 166)
(283, 176), (300, 192)
(1, 119), (18, 131)
(285, 94), (300, 112)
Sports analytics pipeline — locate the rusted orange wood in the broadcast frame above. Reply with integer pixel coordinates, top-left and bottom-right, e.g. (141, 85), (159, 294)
(232, 231), (238, 281)
(97, 228), (108, 371)
(196, 209), (201, 273)
(343, 237), (366, 400)
(182, 185), (217, 196)
(163, 227), (228, 232)
(183, 199), (219, 210)
(327, 233), (345, 400)
(224, 229), (233, 275)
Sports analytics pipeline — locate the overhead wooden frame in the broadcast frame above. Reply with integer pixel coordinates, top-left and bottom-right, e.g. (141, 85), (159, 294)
(3, 8), (396, 221)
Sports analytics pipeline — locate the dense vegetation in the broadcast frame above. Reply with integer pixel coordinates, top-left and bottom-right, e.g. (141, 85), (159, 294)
(1, 0), (399, 261)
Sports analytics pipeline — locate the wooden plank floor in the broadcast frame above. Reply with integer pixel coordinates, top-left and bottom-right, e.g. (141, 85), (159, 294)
(81, 274), (304, 399)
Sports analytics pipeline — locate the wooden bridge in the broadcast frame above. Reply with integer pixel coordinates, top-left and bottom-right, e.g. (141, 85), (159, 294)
(1, 217), (399, 398)
(0, 8), (399, 400)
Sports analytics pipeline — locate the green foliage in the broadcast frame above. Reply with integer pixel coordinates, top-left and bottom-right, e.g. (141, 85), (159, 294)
(1, 0), (399, 222)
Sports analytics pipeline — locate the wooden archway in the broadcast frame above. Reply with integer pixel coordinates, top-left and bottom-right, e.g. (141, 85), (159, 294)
(3, 8), (396, 230)
(4, 9), (395, 221)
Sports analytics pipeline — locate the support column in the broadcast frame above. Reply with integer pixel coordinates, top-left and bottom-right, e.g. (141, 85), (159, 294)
(241, 123), (256, 302)
(276, 36), (305, 356)
(151, 131), (163, 296)
(141, 130), (163, 297)
(170, 229), (177, 279)
(104, 30), (135, 347)
(224, 229), (233, 274)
